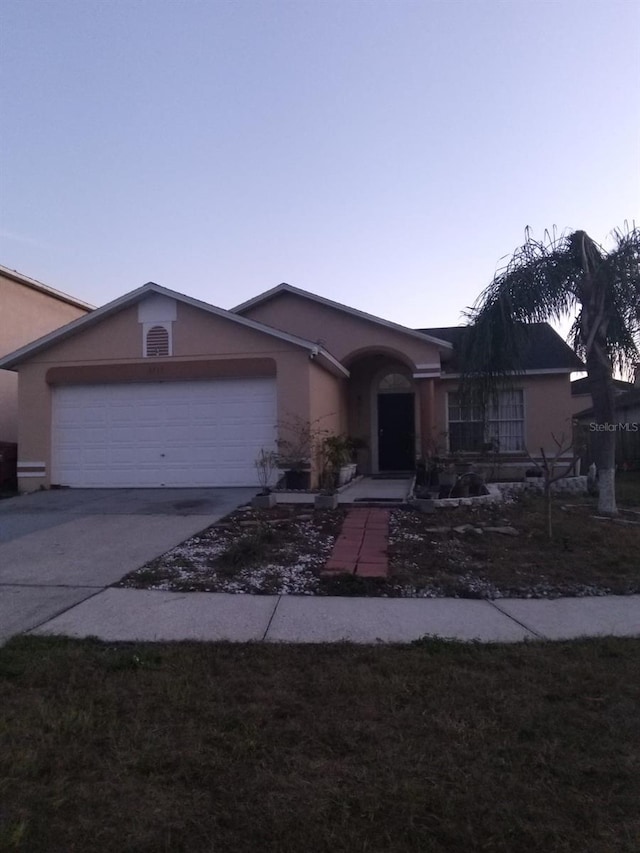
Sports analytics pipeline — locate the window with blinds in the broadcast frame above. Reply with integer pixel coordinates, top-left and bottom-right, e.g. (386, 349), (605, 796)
(448, 390), (524, 452)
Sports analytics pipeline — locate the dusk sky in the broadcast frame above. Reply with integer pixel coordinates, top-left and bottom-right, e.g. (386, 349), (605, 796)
(1, 0), (638, 332)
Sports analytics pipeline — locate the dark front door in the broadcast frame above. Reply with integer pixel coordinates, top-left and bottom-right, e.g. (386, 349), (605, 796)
(377, 393), (415, 471)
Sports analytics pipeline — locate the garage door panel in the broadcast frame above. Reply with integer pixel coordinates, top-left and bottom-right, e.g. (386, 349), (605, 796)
(52, 379), (277, 487)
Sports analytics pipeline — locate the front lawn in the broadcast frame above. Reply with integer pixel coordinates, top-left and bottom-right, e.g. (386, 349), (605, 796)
(118, 494), (640, 598)
(1, 636), (638, 853)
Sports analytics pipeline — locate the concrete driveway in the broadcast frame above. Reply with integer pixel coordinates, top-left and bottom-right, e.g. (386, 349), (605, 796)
(0, 487), (254, 643)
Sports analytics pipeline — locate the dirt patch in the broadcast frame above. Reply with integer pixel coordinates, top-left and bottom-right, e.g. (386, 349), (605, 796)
(117, 494), (640, 599)
(388, 494), (640, 598)
(117, 504), (345, 595)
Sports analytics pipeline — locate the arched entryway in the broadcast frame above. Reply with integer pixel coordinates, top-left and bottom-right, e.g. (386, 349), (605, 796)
(344, 350), (417, 475)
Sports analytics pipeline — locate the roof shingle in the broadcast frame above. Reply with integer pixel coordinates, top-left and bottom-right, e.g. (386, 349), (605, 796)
(416, 323), (585, 372)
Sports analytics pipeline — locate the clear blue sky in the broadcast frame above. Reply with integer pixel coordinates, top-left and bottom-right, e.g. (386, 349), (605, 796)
(1, 0), (638, 331)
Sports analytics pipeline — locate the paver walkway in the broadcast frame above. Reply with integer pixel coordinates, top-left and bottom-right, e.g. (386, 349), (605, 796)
(323, 508), (390, 577)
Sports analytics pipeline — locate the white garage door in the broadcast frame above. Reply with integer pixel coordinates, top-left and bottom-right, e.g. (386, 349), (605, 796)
(51, 379), (277, 487)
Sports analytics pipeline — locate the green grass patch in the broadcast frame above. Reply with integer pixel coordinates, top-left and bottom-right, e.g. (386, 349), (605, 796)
(1, 635), (639, 852)
(218, 525), (278, 570)
(616, 470), (640, 507)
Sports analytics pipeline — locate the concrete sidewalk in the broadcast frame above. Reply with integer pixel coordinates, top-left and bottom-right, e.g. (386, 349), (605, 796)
(31, 588), (640, 645)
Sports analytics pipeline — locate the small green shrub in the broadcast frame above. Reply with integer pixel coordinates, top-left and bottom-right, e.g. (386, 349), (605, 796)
(218, 527), (277, 569)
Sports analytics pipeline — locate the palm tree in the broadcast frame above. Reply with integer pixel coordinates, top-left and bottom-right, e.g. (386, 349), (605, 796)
(459, 225), (640, 516)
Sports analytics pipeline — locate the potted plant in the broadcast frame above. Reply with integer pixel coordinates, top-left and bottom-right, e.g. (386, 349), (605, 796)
(314, 434), (350, 509)
(346, 435), (367, 466)
(252, 448), (279, 508)
(276, 416), (328, 490)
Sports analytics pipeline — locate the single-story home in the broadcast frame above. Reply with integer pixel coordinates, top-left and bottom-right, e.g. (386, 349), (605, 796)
(0, 265), (93, 443)
(0, 281), (584, 492)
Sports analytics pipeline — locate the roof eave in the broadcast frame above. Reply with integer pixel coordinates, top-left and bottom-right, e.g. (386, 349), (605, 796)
(0, 281), (350, 371)
(441, 367), (578, 379)
(0, 264), (94, 311)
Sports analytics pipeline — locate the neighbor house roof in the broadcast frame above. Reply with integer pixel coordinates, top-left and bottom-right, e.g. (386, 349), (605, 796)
(232, 282), (454, 351)
(0, 282), (349, 377)
(571, 376), (633, 396)
(575, 386), (640, 419)
(416, 323), (585, 374)
(0, 264), (94, 311)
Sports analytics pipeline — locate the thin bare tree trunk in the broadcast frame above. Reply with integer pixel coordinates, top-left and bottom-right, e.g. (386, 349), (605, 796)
(577, 237), (618, 517)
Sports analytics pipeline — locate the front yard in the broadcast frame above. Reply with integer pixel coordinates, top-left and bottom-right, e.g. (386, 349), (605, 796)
(1, 635), (639, 852)
(117, 490), (640, 598)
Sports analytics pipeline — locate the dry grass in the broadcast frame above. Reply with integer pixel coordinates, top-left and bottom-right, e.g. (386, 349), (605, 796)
(388, 493), (640, 598)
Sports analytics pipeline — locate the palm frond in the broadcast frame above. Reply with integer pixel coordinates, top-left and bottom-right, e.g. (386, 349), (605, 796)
(459, 229), (582, 400)
(460, 225), (640, 395)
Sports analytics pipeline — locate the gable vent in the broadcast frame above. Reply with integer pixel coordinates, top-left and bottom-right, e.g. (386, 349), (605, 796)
(145, 325), (170, 357)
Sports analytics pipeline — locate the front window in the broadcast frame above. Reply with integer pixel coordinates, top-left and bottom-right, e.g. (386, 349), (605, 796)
(448, 390), (524, 452)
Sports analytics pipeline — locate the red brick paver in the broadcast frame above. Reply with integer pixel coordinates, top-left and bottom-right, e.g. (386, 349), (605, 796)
(322, 508), (390, 578)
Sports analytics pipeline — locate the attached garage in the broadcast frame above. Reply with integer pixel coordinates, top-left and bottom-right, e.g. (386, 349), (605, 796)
(51, 378), (277, 487)
(0, 282), (348, 492)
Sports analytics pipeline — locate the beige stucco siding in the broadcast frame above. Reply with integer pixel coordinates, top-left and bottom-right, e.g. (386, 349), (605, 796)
(0, 273), (89, 356)
(16, 362), (50, 482)
(434, 374), (576, 457)
(12, 298), (331, 489)
(523, 375), (575, 448)
(309, 361), (347, 437)
(0, 272), (90, 442)
(239, 291), (443, 368)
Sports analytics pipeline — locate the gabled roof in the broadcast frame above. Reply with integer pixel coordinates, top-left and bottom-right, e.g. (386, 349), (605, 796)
(416, 323), (585, 373)
(232, 282), (454, 351)
(0, 282), (349, 377)
(0, 263), (94, 311)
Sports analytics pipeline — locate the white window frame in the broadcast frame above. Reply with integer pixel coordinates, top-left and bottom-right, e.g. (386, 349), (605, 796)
(448, 389), (524, 453)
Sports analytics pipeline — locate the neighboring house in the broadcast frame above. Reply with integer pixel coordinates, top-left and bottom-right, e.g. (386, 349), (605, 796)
(0, 281), (584, 492)
(0, 265), (93, 443)
(570, 375), (633, 417)
(574, 371), (640, 469)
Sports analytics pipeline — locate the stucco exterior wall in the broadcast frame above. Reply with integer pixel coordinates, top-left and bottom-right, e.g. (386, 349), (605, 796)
(238, 291), (444, 367)
(309, 361), (347, 437)
(12, 298), (327, 490)
(524, 375), (575, 448)
(434, 374), (576, 457)
(0, 272), (90, 441)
